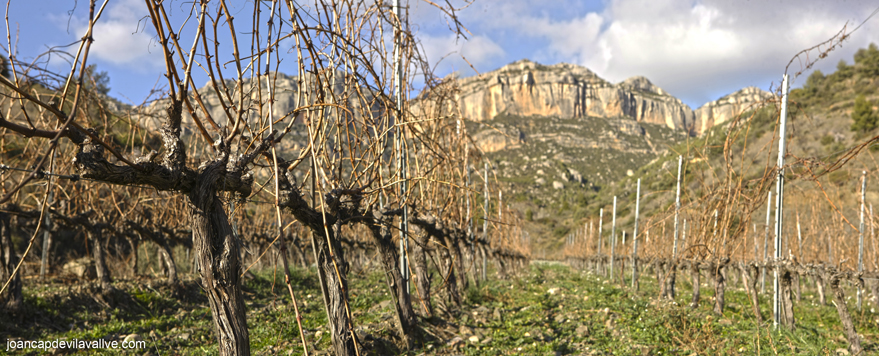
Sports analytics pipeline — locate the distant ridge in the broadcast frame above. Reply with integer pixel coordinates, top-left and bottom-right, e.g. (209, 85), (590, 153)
(454, 59), (773, 136)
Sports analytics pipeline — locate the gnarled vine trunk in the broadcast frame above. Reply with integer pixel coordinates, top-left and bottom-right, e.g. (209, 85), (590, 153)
(275, 165), (357, 356)
(0, 210), (22, 313)
(158, 242), (178, 285)
(829, 273), (861, 354)
(713, 260), (726, 315)
(740, 263), (763, 324)
(313, 224), (357, 356)
(367, 208), (416, 347)
(130, 223), (178, 285)
(189, 163), (250, 356)
(442, 234), (463, 307)
(664, 262), (677, 300)
(779, 267), (795, 329)
(128, 236), (139, 277)
(86, 226), (113, 294)
(454, 237), (470, 294)
(411, 229), (433, 316)
(815, 269), (827, 306)
(690, 263), (700, 308)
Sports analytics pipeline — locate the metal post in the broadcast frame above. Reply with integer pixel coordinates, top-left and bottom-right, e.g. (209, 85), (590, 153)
(393, 0), (410, 296)
(828, 231), (833, 266)
(40, 150), (56, 280)
(858, 171), (866, 310)
(465, 144), (471, 239)
(682, 219), (687, 255)
(796, 212), (803, 260)
(589, 221), (593, 245)
(464, 145), (474, 282)
(713, 209), (718, 237)
(40, 200), (52, 279)
(585, 222), (589, 247)
(482, 162), (489, 281)
(763, 190), (771, 294)
(673, 155), (682, 260)
(632, 178), (641, 289)
(610, 196), (617, 280)
(871, 204), (876, 271)
(598, 208), (604, 273)
(773, 73), (790, 328)
(713, 209), (719, 255)
(753, 224), (759, 262)
(499, 191), (503, 221)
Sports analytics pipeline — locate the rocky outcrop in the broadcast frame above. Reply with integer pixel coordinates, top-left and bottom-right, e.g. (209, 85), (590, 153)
(472, 126), (524, 153)
(132, 71), (378, 134)
(693, 87), (775, 135)
(454, 59), (695, 131)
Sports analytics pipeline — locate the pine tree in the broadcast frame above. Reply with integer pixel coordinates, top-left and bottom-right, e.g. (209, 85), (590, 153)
(851, 95), (877, 133)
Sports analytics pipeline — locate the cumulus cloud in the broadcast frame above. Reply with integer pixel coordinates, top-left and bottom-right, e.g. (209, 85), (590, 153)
(418, 33), (505, 75)
(55, 0), (162, 70)
(417, 0), (879, 107)
(582, 0), (874, 105)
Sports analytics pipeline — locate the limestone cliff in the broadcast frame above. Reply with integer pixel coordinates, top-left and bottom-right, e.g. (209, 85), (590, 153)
(455, 59), (695, 131)
(693, 86), (775, 135)
(133, 71), (371, 134)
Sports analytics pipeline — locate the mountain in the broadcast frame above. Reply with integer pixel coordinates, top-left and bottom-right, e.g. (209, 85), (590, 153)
(134, 72), (360, 134)
(448, 59), (785, 250)
(121, 61), (774, 199)
(693, 86), (775, 135)
(545, 44), (879, 258)
(120, 60), (781, 246)
(447, 61), (686, 244)
(454, 60), (702, 194)
(456, 59), (694, 131)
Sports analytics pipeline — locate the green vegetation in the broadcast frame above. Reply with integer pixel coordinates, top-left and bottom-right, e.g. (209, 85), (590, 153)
(475, 111), (688, 252)
(560, 42), (879, 262)
(85, 64), (111, 96)
(850, 94), (877, 133)
(4, 267), (401, 355)
(7, 263), (875, 355)
(791, 43), (879, 109)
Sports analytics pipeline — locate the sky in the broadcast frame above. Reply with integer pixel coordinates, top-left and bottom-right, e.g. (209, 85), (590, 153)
(5, 0), (879, 109)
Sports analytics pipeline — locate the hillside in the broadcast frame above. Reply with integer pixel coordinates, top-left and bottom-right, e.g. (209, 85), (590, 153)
(557, 43), (879, 261)
(448, 59), (774, 250)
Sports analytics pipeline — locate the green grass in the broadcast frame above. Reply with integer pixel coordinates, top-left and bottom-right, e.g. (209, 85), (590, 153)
(3, 263), (877, 355)
(451, 264), (877, 355)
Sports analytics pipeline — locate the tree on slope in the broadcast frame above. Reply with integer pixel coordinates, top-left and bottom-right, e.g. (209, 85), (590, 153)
(851, 94), (877, 133)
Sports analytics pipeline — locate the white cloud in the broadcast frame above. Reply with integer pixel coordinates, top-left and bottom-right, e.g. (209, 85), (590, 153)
(420, 0), (879, 106)
(87, 0), (161, 69)
(585, 0), (879, 104)
(526, 12), (604, 64)
(418, 33), (505, 75)
(57, 0), (162, 71)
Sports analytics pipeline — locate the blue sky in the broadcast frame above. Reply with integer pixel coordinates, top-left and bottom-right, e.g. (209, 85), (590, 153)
(6, 0), (879, 108)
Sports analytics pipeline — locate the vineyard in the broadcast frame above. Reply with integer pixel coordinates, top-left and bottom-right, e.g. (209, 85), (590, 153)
(1, 0), (879, 355)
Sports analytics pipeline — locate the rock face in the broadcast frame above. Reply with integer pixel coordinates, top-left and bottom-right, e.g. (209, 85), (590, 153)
(693, 86), (775, 135)
(128, 61), (768, 140)
(133, 71), (378, 134)
(455, 59), (695, 131)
